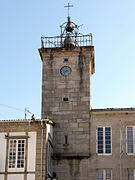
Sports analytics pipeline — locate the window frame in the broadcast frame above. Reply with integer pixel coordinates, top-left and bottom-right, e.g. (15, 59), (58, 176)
(96, 126), (112, 155)
(126, 126), (135, 155)
(128, 169), (135, 180)
(47, 133), (54, 177)
(97, 169), (112, 180)
(8, 139), (26, 170)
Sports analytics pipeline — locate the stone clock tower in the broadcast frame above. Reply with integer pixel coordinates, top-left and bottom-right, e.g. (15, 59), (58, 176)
(39, 6), (95, 179)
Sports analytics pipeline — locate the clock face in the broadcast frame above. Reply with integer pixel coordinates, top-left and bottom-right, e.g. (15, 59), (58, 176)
(60, 66), (72, 76)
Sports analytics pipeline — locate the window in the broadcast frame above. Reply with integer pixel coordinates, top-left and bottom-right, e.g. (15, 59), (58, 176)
(127, 127), (135, 154)
(97, 169), (112, 180)
(64, 58), (68, 62)
(128, 169), (135, 180)
(97, 127), (111, 154)
(8, 139), (25, 169)
(47, 136), (53, 177)
(63, 97), (69, 102)
(64, 135), (68, 145)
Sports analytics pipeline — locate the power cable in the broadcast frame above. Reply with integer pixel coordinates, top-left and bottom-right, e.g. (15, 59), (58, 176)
(0, 103), (23, 112)
(0, 112), (7, 119)
(0, 103), (40, 119)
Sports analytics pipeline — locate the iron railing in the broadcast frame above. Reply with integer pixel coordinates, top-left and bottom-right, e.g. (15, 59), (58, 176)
(41, 34), (93, 48)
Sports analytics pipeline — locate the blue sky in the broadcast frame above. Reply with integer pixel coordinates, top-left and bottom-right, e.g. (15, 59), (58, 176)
(0, 0), (135, 120)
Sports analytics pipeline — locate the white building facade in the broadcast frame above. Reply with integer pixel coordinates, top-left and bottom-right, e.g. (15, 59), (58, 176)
(0, 119), (54, 180)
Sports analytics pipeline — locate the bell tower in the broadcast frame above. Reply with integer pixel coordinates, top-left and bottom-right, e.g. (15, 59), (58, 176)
(39, 4), (95, 179)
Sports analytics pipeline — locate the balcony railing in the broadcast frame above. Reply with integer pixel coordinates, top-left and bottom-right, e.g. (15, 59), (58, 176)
(41, 34), (93, 48)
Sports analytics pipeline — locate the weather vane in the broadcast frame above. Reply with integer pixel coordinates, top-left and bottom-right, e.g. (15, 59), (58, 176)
(64, 3), (73, 17)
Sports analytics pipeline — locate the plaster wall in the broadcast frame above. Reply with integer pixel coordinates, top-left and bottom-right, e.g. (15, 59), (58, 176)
(27, 132), (37, 171)
(7, 174), (24, 180)
(0, 133), (6, 172)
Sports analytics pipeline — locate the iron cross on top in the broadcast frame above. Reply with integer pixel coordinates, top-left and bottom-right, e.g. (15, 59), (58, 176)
(64, 3), (73, 17)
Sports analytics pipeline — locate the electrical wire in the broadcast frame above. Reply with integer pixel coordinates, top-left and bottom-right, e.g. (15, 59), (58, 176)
(0, 103), (23, 112)
(0, 112), (7, 119)
(0, 103), (40, 119)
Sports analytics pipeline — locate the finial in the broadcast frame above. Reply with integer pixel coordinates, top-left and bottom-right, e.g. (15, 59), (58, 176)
(64, 3), (73, 18)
